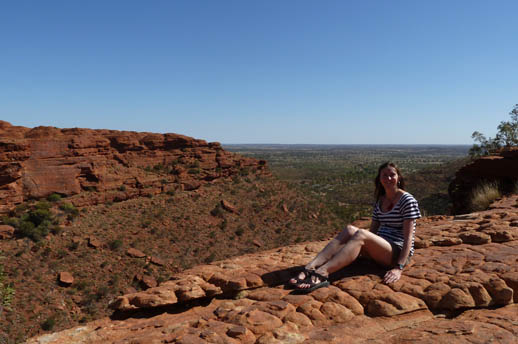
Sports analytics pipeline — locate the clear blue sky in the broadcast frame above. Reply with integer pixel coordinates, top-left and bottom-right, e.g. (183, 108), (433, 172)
(1, 1), (517, 144)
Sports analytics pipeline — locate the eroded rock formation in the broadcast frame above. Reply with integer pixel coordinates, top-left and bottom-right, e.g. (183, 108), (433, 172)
(449, 147), (518, 214)
(28, 195), (518, 343)
(0, 121), (267, 213)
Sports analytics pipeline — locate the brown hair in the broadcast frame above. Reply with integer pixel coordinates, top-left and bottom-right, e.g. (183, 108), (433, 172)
(374, 161), (405, 201)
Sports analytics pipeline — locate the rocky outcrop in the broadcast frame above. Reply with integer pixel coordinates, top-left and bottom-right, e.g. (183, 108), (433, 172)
(0, 121), (267, 213)
(449, 147), (518, 214)
(27, 195), (518, 343)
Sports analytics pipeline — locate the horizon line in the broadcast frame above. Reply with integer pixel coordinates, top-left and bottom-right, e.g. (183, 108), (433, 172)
(222, 143), (472, 146)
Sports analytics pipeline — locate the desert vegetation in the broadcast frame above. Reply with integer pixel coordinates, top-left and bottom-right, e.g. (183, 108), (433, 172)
(0, 264), (14, 316)
(468, 182), (502, 212)
(1, 197), (78, 243)
(226, 144), (470, 218)
(0, 172), (341, 341)
(470, 104), (518, 157)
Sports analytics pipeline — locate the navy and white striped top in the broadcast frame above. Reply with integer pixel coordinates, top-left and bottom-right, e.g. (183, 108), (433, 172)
(372, 192), (421, 255)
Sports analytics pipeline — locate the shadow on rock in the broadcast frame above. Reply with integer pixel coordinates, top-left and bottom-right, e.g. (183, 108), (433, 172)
(261, 257), (387, 290)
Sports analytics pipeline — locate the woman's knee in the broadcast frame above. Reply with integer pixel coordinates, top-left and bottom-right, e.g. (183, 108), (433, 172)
(350, 228), (368, 242)
(336, 225), (359, 243)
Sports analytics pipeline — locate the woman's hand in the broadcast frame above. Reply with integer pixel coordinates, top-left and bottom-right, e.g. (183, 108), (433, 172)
(383, 268), (402, 284)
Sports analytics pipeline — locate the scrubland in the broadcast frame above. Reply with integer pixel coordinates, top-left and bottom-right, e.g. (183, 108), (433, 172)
(1, 144), (470, 342)
(226, 144), (470, 219)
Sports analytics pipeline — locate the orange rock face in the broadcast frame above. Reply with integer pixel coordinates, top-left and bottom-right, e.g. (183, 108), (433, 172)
(449, 147), (518, 214)
(0, 122), (268, 214)
(0, 224), (14, 239)
(27, 195), (518, 343)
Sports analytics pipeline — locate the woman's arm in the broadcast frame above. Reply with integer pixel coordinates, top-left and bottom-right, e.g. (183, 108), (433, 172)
(369, 220), (380, 234)
(396, 219), (414, 266)
(383, 219), (414, 284)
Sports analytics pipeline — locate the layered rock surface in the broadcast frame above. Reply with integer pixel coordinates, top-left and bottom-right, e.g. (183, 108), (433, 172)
(28, 195), (518, 343)
(0, 121), (267, 213)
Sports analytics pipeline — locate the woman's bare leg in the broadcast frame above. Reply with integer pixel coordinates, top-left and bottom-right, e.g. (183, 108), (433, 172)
(298, 229), (393, 289)
(305, 225), (359, 270)
(289, 225), (359, 284)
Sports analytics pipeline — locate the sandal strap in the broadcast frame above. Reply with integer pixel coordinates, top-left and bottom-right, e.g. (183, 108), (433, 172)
(289, 268), (311, 285)
(308, 270), (329, 283)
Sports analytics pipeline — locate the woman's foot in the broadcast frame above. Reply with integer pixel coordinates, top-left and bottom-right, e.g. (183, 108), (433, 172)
(294, 270), (330, 294)
(287, 268), (311, 288)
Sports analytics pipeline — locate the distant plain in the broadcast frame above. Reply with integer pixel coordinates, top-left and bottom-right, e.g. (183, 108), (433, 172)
(225, 144), (471, 218)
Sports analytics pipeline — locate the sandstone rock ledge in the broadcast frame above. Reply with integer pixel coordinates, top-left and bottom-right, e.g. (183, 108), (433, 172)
(0, 121), (267, 214)
(28, 196), (518, 343)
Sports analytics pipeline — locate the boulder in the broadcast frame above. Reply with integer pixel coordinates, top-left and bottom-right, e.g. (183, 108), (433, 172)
(126, 248), (146, 258)
(58, 272), (74, 286)
(0, 225), (14, 239)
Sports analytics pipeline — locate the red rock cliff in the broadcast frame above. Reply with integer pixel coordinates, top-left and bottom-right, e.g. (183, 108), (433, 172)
(0, 121), (267, 213)
(449, 147), (518, 214)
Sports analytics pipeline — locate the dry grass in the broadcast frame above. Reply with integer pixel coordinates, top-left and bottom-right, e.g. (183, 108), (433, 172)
(469, 182), (501, 212)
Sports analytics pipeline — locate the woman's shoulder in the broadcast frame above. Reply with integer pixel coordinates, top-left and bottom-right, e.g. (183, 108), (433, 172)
(400, 191), (418, 204)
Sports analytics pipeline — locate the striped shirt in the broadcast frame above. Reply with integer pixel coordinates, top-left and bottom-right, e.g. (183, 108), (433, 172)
(372, 192), (421, 255)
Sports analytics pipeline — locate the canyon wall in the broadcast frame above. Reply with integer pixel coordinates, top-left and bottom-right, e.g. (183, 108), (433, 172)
(0, 121), (267, 213)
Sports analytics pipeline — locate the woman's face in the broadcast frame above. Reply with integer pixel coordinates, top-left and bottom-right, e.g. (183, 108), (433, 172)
(380, 166), (399, 190)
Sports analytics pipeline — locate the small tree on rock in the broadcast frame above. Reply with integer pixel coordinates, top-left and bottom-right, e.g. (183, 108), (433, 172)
(469, 104), (518, 158)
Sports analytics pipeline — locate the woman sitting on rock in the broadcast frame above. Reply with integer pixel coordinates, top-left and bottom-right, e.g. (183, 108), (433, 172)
(289, 161), (421, 292)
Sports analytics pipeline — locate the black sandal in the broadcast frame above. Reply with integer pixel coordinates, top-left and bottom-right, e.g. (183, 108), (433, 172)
(286, 268), (311, 289)
(293, 270), (330, 294)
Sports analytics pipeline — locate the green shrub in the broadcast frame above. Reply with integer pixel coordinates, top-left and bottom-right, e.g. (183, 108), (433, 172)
(56, 249), (68, 259)
(59, 202), (79, 220)
(18, 220), (49, 242)
(109, 239), (123, 251)
(28, 209), (52, 226)
(35, 200), (51, 211)
(2, 216), (18, 228)
(204, 253), (216, 263)
(210, 204), (224, 218)
(75, 280), (88, 291)
(0, 264), (15, 312)
(469, 182), (501, 212)
(68, 241), (79, 251)
(95, 286), (110, 301)
(59, 202), (78, 214)
(50, 225), (63, 235)
(41, 316), (56, 331)
(219, 219), (228, 230)
(13, 203), (29, 216)
(47, 193), (62, 202)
